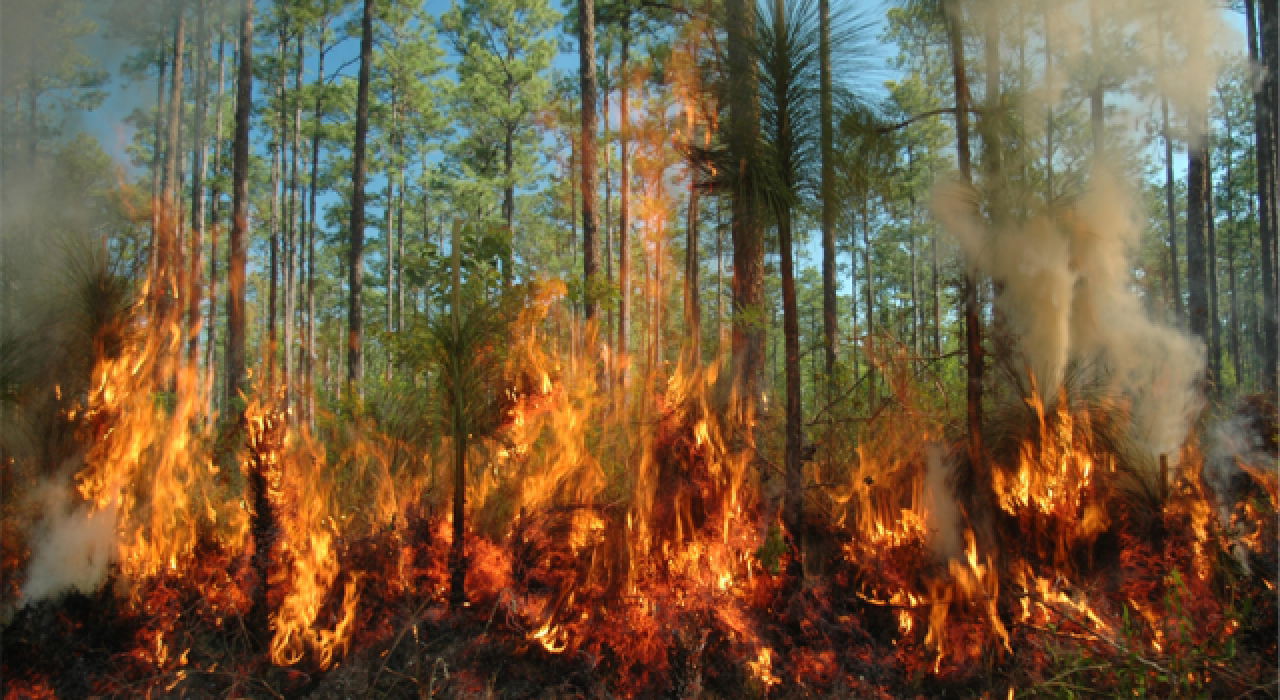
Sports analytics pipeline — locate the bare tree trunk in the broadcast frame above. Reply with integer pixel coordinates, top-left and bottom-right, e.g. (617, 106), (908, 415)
(284, 35), (302, 406)
(1207, 144), (1222, 393)
(618, 29), (631, 396)
(306, 35), (326, 426)
(225, 0), (255, 411)
(348, 0), (375, 395)
(580, 0), (600, 321)
(206, 15), (226, 412)
(386, 88), (399, 383)
(862, 199), (875, 408)
(189, 0), (209, 371)
(449, 219), (468, 607)
(150, 54), (167, 282)
(1157, 8), (1183, 322)
(819, 0), (836, 385)
(1249, 0), (1278, 388)
(727, 0), (764, 408)
(267, 94), (281, 385)
(1088, 0), (1104, 160)
(1187, 123), (1211, 388)
(159, 4), (187, 329)
(1223, 95), (1244, 387)
(685, 150), (701, 364)
(945, 0), (986, 500)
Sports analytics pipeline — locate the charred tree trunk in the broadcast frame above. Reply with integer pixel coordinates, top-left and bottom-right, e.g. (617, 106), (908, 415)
(348, 0), (375, 396)
(449, 220), (468, 607)
(225, 0), (255, 412)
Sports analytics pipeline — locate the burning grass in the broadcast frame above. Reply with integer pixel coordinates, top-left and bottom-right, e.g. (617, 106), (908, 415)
(1, 275), (1277, 699)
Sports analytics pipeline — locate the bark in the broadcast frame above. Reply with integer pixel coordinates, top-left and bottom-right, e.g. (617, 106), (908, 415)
(503, 123), (515, 288)
(580, 0), (601, 320)
(861, 200), (874, 408)
(685, 152), (701, 364)
(225, 0), (254, 411)
(618, 29), (631, 394)
(1207, 147), (1221, 393)
(819, 0), (836, 384)
(206, 15), (227, 409)
(726, 0), (764, 407)
(1253, 0), (1278, 387)
(285, 35), (302, 406)
(150, 54), (167, 284)
(449, 219), (468, 607)
(946, 0), (987, 509)
(1088, 0), (1103, 160)
(267, 85), (281, 385)
(1044, 8), (1053, 208)
(1158, 7), (1182, 321)
(188, 0), (208, 369)
(159, 4), (187, 326)
(1187, 132), (1210, 381)
(386, 88), (399, 382)
(306, 35), (326, 426)
(1224, 98), (1243, 386)
(348, 0), (375, 395)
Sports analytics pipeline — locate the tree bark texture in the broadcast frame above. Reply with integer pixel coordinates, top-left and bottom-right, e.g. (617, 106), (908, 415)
(348, 0), (375, 394)
(225, 0), (255, 411)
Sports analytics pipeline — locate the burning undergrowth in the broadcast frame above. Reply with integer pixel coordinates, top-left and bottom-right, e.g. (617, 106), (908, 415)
(1, 262), (1276, 698)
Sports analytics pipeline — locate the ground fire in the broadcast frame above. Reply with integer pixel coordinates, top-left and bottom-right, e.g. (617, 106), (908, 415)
(1, 0), (1277, 697)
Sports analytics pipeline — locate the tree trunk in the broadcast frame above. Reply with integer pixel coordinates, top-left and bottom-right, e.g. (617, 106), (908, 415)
(779, 199), (803, 549)
(285, 35), (302, 406)
(618, 29), (631, 395)
(386, 88), (399, 383)
(348, 0), (375, 395)
(225, 0), (255, 411)
(1088, 0), (1103, 160)
(819, 0), (836, 386)
(267, 101), (281, 385)
(1187, 130), (1210, 383)
(945, 0), (987, 505)
(1158, 8), (1183, 322)
(727, 0), (764, 408)
(1207, 144), (1221, 393)
(685, 152), (701, 364)
(503, 123), (515, 288)
(580, 0), (600, 321)
(1224, 98), (1244, 387)
(188, 0), (209, 370)
(159, 4), (187, 328)
(206, 15), (226, 411)
(150, 54), (167, 282)
(1250, 0), (1278, 388)
(862, 200), (874, 408)
(449, 217), (469, 607)
(306, 36), (325, 426)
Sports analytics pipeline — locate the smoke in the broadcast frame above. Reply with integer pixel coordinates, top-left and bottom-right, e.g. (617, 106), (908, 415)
(923, 442), (962, 560)
(932, 0), (1232, 465)
(20, 468), (119, 604)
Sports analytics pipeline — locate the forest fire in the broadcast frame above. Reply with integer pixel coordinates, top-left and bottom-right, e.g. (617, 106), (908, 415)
(2, 0), (1278, 696)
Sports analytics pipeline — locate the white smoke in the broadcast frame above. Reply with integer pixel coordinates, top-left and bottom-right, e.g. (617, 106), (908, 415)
(20, 472), (118, 604)
(932, 0), (1231, 465)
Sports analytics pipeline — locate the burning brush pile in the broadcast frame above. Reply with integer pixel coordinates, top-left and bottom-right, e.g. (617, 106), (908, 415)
(1, 262), (1277, 699)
